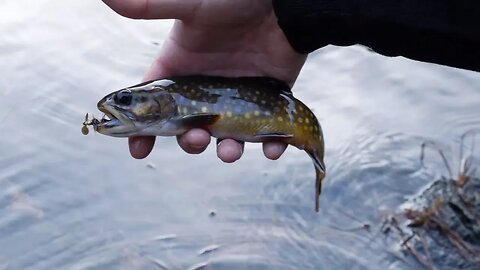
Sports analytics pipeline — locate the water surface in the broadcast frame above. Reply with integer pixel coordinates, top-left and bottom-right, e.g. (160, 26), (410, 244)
(1, 1), (479, 269)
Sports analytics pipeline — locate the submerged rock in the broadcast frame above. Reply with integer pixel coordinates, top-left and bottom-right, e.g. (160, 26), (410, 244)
(383, 131), (480, 270)
(384, 175), (480, 270)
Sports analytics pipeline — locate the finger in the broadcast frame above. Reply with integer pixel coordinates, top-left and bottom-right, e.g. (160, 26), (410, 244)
(217, 139), (244, 163)
(101, 0), (196, 20)
(263, 142), (288, 160)
(177, 128), (211, 154)
(129, 136), (156, 159)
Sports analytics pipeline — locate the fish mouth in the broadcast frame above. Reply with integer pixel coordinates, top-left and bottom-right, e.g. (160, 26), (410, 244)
(93, 104), (135, 132)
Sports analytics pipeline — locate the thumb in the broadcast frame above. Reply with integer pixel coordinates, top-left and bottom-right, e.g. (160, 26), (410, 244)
(101, 0), (196, 20)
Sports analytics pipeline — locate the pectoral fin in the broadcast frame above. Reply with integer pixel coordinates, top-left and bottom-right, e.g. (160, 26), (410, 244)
(176, 113), (221, 127)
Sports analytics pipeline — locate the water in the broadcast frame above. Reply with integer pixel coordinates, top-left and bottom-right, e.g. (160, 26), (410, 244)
(1, 1), (479, 269)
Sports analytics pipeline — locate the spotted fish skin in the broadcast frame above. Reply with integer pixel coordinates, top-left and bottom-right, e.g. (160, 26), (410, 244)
(93, 76), (325, 211)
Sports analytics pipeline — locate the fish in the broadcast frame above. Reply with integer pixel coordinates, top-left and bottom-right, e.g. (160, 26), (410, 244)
(84, 76), (326, 211)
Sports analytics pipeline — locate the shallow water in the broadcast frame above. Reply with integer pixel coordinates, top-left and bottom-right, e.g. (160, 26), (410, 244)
(1, 1), (479, 269)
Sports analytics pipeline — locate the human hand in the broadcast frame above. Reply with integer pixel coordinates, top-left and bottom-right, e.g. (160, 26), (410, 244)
(102, 0), (306, 162)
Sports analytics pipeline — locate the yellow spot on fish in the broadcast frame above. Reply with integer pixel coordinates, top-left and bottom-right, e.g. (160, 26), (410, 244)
(305, 118), (310, 124)
(226, 111), (233, 117)
(278, 116), (283, 122)
(244, 113), (250, 119)
(298, 118), (303, 123)
(201, 106), (208, 113)
(261, 100), (266, 105)
(191, 101), (197, 106)
(299, 106), (304, 111)
(254, 111), (260, 116)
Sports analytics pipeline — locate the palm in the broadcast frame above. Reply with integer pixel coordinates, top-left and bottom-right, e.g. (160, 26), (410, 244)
(143, 0), (305, 84)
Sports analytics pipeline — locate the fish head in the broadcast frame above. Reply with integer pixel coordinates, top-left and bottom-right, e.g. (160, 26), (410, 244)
(94, 83), (176, 137)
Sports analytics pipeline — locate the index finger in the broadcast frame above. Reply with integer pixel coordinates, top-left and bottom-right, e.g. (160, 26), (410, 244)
(129, 136), (156, 159)
(101, 0), (197, 20)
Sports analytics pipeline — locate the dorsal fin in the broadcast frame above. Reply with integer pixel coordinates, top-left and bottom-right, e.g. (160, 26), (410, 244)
(169, 75), (293, 94)
(253, 77), (292, 94)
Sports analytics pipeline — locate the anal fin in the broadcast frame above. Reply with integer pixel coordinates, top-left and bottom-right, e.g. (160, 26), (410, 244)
(254, 132), (294, 139)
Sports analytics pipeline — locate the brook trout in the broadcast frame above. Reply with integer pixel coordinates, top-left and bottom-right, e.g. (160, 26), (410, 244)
(84, 76), (325, 211)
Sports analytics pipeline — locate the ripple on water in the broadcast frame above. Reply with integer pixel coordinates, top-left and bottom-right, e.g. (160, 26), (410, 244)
(1, 0), (480, 269)
(444, 112), (480, 136)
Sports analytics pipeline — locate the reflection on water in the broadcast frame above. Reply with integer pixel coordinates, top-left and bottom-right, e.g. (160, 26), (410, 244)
(1, 0), (479, 269)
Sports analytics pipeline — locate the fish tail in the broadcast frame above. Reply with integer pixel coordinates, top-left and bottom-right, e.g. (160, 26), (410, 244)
(306, 149), (326, 212)
(314, 168), (325, 212)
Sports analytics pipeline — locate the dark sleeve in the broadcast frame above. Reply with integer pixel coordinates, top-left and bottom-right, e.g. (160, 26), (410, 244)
(272, 0), (480, 72)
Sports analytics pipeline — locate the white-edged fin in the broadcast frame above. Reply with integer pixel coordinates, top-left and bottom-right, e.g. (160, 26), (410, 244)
(305, 149), (326, 212)
(306, 150), (325, 173)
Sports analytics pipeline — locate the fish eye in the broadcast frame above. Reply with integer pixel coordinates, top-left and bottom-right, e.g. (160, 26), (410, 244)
(114, 90), (132, 106)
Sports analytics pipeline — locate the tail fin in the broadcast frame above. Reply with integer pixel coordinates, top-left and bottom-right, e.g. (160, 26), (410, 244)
(306, 149), (326, 212)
